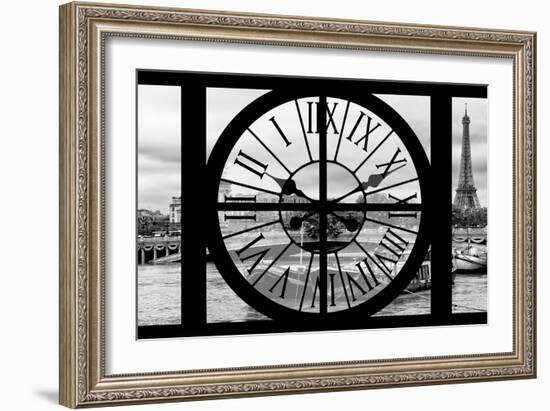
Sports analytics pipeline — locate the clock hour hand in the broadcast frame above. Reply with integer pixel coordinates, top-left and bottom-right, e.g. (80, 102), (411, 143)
(265, 172), (313, 201)
(328, 211), (359, 232)
(288, 211), (316, 229)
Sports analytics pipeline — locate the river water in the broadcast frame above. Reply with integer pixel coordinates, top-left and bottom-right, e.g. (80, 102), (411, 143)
(137, 263), (487, 326)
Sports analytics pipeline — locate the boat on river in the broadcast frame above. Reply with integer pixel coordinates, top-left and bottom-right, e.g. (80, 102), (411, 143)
(453, 244), (487, 273)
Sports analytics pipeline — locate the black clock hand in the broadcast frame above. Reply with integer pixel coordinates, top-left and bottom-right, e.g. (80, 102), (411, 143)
(361, 162), (407, 190)
(328, 211), (359, 232)
(265, 172), (314, 202)
(288, 211), (316, 230)
(330, 163), (407, 203)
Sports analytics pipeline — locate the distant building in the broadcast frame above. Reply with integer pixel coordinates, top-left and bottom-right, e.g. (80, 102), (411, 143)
(169, 197), (181, 223)
(282, 193), (309, 204)
(219, 181), (232, 201)
(256, 192), (278, 203)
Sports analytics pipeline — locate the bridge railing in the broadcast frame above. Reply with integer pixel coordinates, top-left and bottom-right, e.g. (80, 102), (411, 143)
(137, 236), (182, 264)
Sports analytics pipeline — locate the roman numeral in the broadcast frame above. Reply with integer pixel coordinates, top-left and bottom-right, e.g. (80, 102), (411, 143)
(233, 150), (268, 178)
(269, 267), (291, 299)
(356, 229), (408, 281)
(224, 195), (256, 221)
(269, 116), (292, 147)
(389, 192), (417, 204)
(351, 230), (407, 283)
(309, 276), (321, 308)
(338, 257), (382, 300)
(345, 272), (367, 302)
(363, 253), (394, 281)
(298, 256), (314, 311)
(325, 102), (339, 134)
(333, 254), (381, 308)
(388, 192), (418, 219)
(378, 228), (409, 258)
(375, 148), (407, 177)
(225, 195), (256, 202)
(251, 242), (293, 287)
(235, 234), (271, 275)
(335, 254), (351, 308)
(224, 214), (256, 221)
(345, 112), (381, 152)
(329, 273), (337, 306)
(307, 101), (315, 133)
(303, 100), (339, 134)
(356, 260), (381, 290)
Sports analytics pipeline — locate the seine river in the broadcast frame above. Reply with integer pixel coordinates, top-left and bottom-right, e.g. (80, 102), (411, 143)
(137, 263), (487, 326)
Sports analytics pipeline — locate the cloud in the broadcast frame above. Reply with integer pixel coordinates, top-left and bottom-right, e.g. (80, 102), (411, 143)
(137, 85), (181, 212)
(376, 94), (431, 156)
(137, 85), (488, 212)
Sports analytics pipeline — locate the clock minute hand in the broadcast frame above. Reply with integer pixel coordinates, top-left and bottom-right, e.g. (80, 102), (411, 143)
(361, 162), (407, 190)
(328, 211), (359, 232)
(330, 163), (407, 203)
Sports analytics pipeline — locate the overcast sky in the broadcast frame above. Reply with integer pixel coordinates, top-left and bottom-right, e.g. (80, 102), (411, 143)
(207, 90), (428, 203)
(137, 85), (181, 213)
(137, 85), (486, 213)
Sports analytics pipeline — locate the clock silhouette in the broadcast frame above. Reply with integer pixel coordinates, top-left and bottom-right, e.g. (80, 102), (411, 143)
(206, 88), (431, 324)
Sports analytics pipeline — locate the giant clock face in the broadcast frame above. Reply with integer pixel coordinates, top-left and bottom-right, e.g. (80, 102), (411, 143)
(207, 89), (431, 323)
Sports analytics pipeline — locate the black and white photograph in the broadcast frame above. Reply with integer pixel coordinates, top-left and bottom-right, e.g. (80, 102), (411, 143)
(451, 98), (488, 314)
(51, 2), (538, 408)
(136, 71), (488, 338)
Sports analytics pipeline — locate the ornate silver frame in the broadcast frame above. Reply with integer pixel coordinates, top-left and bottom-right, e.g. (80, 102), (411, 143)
(59, 2), (536, 407)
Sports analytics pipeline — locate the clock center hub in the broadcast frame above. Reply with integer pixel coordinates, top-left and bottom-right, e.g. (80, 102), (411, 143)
(279, 161), (366, 253)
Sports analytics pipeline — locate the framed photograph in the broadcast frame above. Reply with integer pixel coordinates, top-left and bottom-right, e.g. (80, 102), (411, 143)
(59, 2), (536, 408)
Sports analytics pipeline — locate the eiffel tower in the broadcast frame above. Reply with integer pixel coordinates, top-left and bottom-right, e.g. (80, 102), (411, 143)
(453, 104), (480, 209)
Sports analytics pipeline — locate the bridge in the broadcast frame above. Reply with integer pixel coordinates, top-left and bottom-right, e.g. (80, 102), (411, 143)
(137, 234), (290, 265)
(137, 236), (182, 264)
(452, 227), (487, 244)
(137, 230), (392, 265)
